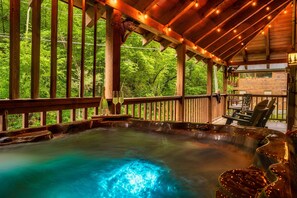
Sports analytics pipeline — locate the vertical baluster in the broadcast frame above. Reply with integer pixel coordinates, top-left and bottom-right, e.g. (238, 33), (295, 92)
(282, 96), (285, 120)
(125, 104), (128, 115)
(83, 108), (88, 120)
(23, 113), (29, 128)
(138, 104), (141, 118)
(71, 109), (76, 121)
(149, 103), (152, 121)
(57, 110), (62, 123)
(144, 103), (147, 120)
(41, 111), (46, 126)
(0, 111), (8, 131)
(132, 104), (135, 117)
(154, 102), (157, 121)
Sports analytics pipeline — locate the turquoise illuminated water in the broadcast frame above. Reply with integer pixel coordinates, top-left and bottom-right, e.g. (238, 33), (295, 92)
(0, 128), (253, 197)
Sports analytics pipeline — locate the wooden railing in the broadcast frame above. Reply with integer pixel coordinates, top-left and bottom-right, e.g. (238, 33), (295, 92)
(184, 95), (227, 123)
(0, 94), (286, 132)
(122, 96), (180, 121)
(226, 94), (287, 121)
(0, 98), (101, 131)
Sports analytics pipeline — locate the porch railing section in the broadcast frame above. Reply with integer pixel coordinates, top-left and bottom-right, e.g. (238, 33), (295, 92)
(122, 96), (180, 121)
(226, 94), (287, 121)
(0, 94), (286, 132)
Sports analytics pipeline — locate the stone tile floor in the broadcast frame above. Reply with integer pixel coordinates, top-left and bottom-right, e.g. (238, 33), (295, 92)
(213, 118), (287, 133)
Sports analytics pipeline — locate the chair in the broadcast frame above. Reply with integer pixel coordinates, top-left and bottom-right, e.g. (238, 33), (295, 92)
(229, 94), (252, 114)
(223, 99), (269, 127)
(225, 98), (266, 125)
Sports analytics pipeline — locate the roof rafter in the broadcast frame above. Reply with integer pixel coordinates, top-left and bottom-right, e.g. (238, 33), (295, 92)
(190, 0), (252, 44)
(182, 0), (225, 35)
(209, 0), (290, 55)
(141, 0), (160, 13)
(218, 1), (290, 60)
(196, 0), (276, 48)
(166, 1), (196, 27)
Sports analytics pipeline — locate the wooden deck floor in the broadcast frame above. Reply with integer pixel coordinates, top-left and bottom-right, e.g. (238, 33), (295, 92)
(213, 118), (287, 133)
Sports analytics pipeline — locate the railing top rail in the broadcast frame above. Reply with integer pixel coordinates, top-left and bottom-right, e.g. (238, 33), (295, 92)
(124, 96), (181, 104)
(227, 94), (287, 97)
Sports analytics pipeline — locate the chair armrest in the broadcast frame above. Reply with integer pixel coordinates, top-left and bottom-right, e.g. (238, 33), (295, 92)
(222, 115), (251, 123)
(235, 113), (252, 118)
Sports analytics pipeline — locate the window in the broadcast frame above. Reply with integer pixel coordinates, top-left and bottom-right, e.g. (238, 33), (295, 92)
(256, 72), (272, 78)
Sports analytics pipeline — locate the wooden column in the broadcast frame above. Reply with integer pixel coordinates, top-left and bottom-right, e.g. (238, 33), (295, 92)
(207, 59), (213, 123)
(66, 0), (74, 98)
(288, 0), (297, 131)
(105, 6), (121, 113)
(50, 0), (58, 98)
(93, 3), (97, 97)
(9, 0), (20, 99)
(176, 44), (186, 122)
(223, 66), (228, 115)
(223, 66), (228, 94)
(80, 0), (86, 98)
(31, 0), (41, 99)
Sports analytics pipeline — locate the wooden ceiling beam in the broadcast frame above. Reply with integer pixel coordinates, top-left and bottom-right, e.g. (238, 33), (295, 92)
(229, 59), (287, 66)
(142, 0), (160, 13)
(221, 30), (262, 61)
(186, 51), (196, 60)
(211, 1), (290, 57)
(196, 0), (276, 48)
(142, 31), (156, 46)
(265, 28), (271, 68)
(166, 1), (196, 27)
(194, 55), (204, 63)
(96, 0), (226, 65)
(160, 39), (171, 52)
(86, 3), (105, 27)
(242, 49), (248, 63)
(182, 0), (225, 35)
(209, 1), (290, 54)
(188, 0), (249, 42)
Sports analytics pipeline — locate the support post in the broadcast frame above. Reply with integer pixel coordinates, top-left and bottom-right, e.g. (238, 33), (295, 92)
(31, 0), (41, 99)
(207, 59), (213, 123)
(66, 0), (73, 98)
(50, 0), (58, 98)
(223, 66), (228, 115)
(288, 0), (297, 131)
(105, 6), (121, 113)
(176, 44), (186, 122)
(9, 0), (20, 99)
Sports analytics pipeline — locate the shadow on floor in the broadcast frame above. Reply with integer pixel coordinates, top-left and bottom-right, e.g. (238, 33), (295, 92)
(213, 118), (287, 133)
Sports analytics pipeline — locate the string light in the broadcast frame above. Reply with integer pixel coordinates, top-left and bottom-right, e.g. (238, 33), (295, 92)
(268, 24), (271, 28)
(193, 45), (198, 49)
(217, 28), (221, 32)
(241, 42), (244, 45)
(233, 29), (237, 33)
(195, 0), (199, 7)
(284, 10), (287, 14)
(144, 14), (148, 19)
(112, 0), (117, 3)
(168, 27), (172, 32)
(261, 30), (265, 35)
(252, 1), (257, 6)
(216, 9), (220, 14)
(180, 38), (184, 42)
(238, 35), (242, 39)
(266, 7), (270, 11)
(267, 15), (271, 20)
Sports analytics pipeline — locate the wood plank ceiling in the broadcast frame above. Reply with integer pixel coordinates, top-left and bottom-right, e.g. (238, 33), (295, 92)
(93, 0), (292, 66)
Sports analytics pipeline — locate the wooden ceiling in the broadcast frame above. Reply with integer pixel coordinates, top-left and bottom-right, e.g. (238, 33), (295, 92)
(92, 0), (293, 66)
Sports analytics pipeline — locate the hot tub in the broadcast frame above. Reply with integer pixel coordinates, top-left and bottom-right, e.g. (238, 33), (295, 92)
(0, 119), (296, 198)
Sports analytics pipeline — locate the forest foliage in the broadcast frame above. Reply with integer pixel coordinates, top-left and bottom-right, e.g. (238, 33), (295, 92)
(0, 0), (223, 100)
